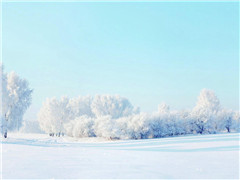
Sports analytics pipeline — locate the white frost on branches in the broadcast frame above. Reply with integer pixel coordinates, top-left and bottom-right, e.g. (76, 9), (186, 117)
(38, 97), (71, 135)
(91, 95), (136, 118)
(38, 89), (240, 139)
(0, 64), (32, 134)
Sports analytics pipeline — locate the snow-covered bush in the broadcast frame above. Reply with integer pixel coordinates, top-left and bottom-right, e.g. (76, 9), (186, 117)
(93, 115), (120, 139)
(147, 111), (189, 138)
(64, 115), (95, 138)
(116, 113), (151, 139)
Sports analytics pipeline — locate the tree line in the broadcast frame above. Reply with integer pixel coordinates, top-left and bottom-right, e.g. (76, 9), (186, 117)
(38, 90), (239, 139)
(1, 65), (239, 139)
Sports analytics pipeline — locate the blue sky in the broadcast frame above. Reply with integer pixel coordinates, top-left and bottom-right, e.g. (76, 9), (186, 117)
(2, 2), (239, 120)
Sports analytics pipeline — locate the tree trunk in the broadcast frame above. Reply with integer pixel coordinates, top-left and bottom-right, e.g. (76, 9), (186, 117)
(4, 113), (9, 138)
(4, 131), (7, 138)
(227, 127), (230, 133)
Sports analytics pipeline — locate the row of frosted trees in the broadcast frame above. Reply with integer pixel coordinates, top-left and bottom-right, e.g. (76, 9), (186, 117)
(1, 65), (239, 139)
(38, 89), (239, 139)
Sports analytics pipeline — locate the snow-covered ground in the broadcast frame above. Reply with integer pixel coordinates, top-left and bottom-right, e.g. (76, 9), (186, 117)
(1, 133), (239, 179)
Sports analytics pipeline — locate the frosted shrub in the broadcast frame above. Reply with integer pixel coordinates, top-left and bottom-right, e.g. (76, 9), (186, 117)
(64, 115), (95, 138)
(93, 116), (120, 139)
(116, 113), (151, 139)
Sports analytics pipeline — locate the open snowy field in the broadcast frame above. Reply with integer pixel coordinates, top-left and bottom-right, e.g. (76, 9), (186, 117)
(1, 133), (239, 179)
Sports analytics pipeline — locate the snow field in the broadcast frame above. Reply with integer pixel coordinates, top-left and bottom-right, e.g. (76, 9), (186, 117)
(1, 133), (239, 179)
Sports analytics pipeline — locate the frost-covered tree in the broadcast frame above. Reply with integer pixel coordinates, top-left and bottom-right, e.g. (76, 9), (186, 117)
(68, 96), (94, 118)
(147, 113), (166, 138)
(150, 112), (185, 137)
(177, 110), (193, 135)
(1, 65), (32, 138)
(233, 112), (240, 132)
(91, 95), (137, 118)
(158, 103), (170, 114)
(0, 64), (9, 137)
(6, 72), (33, 131)
(217, 109), (238, 133)
(38, 97), (70, 136)
(191, 89), (221, 134)
(193, 89), (220, 113)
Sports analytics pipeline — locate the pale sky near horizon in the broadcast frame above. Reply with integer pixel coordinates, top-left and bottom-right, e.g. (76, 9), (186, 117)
(2, 2), (239, 120)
